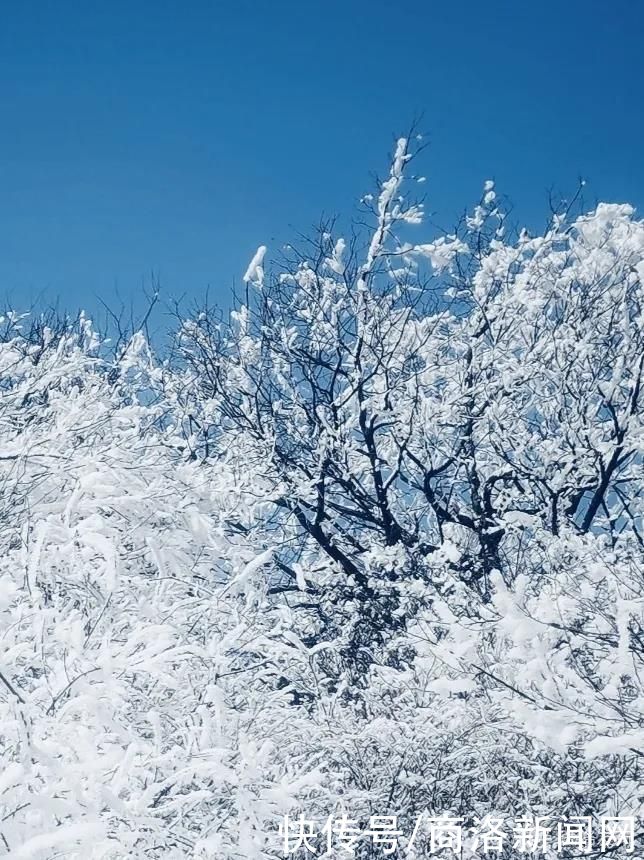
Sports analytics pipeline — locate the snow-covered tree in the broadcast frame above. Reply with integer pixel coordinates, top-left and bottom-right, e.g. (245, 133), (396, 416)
(176, 138), (643, 852)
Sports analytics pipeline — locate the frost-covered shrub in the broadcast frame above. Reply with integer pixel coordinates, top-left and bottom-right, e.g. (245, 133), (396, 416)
(1, 139), (642, 856)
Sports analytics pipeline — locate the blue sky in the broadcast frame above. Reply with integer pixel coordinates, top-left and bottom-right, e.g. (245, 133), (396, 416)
(1, 0), (643, 321)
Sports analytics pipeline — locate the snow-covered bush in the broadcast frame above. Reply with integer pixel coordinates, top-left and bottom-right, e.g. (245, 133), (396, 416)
(1, 138), (642, 856)
(0, 318), (329, 857)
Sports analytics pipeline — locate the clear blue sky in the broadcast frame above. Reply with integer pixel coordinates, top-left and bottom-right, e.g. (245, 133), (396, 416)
(1, 0), (643, 320)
